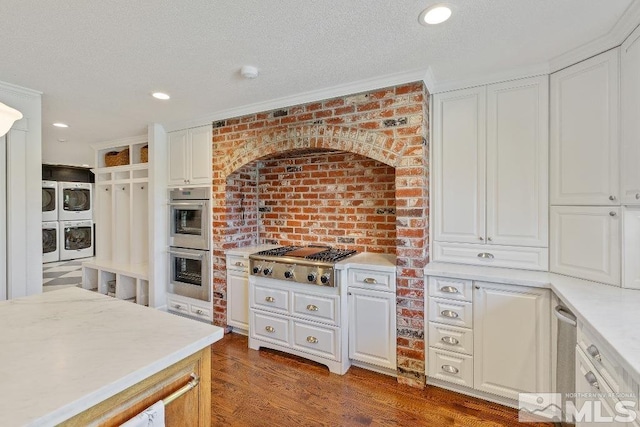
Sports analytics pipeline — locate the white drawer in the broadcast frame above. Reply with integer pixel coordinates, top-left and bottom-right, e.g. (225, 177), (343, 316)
(428, 276), (473, 301)
(348, 268), (395, 292)
(292, 320), (339, 361)
(226, 255), (249, 272)
(251, 312), (290, 346)
(429, 297), (473, 328)
(578, 323), (631, 394)
(190, 304), (211, 320)
(428, 347), (473, 388)
(428, 322), (473, 355)
(432, 241), (549, 271)
(252, 285), (289, 313)
(168, 298), (189, 315)
(292, 291), (339, 325)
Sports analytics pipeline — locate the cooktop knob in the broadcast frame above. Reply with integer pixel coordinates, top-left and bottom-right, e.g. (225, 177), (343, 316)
(252, 265), (262, 274)
(284, 270), (295, 279)
(263, 267), (273, 276)
(307, 272), (317, 282)
(320, 273), (331, 284)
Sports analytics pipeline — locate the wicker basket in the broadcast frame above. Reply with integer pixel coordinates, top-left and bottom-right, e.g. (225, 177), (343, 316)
(140, 145), (148, 163)
(104, 148), (129, 167)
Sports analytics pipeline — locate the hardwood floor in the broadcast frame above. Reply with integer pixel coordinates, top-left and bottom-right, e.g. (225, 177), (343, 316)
(210, 333), (553, 426)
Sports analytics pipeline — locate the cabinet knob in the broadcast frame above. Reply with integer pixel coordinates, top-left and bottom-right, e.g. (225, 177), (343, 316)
(441, 365), (459, 374)
(609, 195), (616, 201)
(441, 336), (459, 346)
(234, 261), (244, 267)
(487, 237), (492, 242)
(306, 336), (318, 344)
(441, 310), (459, 318)
(265, 326), (275, 333)
(586, 344), (602, 362)
(609, 211), (617, 217)
(477, 252), (494, 259)
(265, 296), (275, 303)
(306, 304), (319, 312)
(585, 371), (600, 390)
(478, 236), (484, 241)
(196, 309), (204, 315)
(636, 193), (640, 200)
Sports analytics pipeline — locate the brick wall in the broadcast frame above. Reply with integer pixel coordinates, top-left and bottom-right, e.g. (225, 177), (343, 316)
(212, 81), (429, 387)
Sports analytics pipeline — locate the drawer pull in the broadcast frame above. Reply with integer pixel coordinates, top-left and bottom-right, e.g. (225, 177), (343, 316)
(306, 304), (319, 312)
(441, 310), (459, 319)
(636, 193), (640, 200)
(265, 326), (275, 333)
(441, 365), (459, 374)
(306, 336), (318, 344)
(441, 336), (459, 346)
(265, 296), (275, 303)
(477, 252), (494, 259)
(363, 278), (377, 284)
(586, 344), (602, 362)
(195, 309), (204, 315)
(174, 304), (182, 310)
(440, 286), (459, 294)
(234, 261), (245, 267)
(585, 371), (599, 390)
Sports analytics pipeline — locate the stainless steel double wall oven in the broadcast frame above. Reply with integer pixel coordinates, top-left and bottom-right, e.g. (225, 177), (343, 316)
(168, 188), (211, 302)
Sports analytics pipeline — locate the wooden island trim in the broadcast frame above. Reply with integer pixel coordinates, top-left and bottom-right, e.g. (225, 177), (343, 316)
(61, 346), (211, 427)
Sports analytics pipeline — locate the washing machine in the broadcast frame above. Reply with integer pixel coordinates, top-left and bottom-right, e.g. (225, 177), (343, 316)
(42, 181), (58, 221)
(59, 220), (93, 260)
(42, 221), (59, 263)
(58, 182), (93, 221)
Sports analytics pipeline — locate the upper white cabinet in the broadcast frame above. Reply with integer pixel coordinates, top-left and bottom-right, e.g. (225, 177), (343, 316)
(550, 49), (620, 206)
(621, 26), (640, 205)
(168, 125), (212, 187)
(432, 76), (549, 270)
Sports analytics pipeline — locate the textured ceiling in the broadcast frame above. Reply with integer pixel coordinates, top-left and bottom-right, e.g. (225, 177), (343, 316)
(0, 0), (635, 152)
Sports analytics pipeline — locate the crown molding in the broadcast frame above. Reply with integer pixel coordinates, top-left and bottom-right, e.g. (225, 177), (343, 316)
(422, 67), (437, 94)
(164, 68), (429, 132)
(90, 133), (147, 150)
(0, 80), (42, 99)
(549, 1), (640, 73)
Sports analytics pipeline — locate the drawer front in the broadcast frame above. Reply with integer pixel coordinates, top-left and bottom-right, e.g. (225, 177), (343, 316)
(433, 241), (549, 271)
(348, 268), (395, 292)
(292, 291), (339, 324)
(253, 285), (289, 313)
(226, 255), (249, 272)
(578, 324), (628, 393)
(428, 322), (473, 355)
(251, 312), (289, 346)
(429, 297), (473, 328)
(168, 298), (190, 315)
(190, 304), (211, 320)
(428, 347), (474, 388)
(428, 276), (473, 301)
(292, 321), (339, 360)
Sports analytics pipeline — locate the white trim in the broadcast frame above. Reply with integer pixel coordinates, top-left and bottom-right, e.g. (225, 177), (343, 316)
(164, 68), (428, 131)
(90, 134), (147, 150)
(549, 1), (640, 73)
(0, 81), (42, 98)
(422, 67), (437, 94)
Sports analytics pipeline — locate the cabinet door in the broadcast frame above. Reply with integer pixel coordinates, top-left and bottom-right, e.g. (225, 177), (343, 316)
(550, 206), (621, 286)
(473, 282), (550, 400)
(433, 87), (486, 244)
(348, 288), (396, 370)
(621, 26), (640, 205)
(486, 76), (548, 247)
(550, 49), (620, 205)
(623, 207), (640, 289)
(188, 125), (212, 185)
(168, 130), (189, 186)
(227, 270), (249, 330)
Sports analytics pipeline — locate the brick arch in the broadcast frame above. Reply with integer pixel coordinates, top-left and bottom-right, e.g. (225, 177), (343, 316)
(221, 124), (403, 179)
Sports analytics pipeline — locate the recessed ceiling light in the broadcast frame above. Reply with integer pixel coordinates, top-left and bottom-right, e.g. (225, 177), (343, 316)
(419, 4), (452, 25)
(53, 123), (68, 128)
(152, 92), (170, 100)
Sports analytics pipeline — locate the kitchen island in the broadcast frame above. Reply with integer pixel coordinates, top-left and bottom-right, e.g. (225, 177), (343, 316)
(0, 287), (223, 426)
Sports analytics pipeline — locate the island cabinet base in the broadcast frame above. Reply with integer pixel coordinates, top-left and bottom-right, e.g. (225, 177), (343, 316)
(62, 346), (211, 427)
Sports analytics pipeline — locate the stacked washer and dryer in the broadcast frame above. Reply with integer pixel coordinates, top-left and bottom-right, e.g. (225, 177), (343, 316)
(42, 181), (94, 263)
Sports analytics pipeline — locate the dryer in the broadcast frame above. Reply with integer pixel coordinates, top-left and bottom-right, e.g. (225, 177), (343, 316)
(42, 181), (58, 221)
(42, 221), (59, 263)
(59, 220), (93, 260)
(58, 182), (93, 221)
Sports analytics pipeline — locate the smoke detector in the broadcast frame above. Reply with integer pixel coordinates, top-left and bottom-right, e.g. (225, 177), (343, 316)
(240, 65), (259, 79)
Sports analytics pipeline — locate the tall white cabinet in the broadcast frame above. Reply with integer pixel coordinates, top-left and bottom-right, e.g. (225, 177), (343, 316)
(622, 26), (640, 205)
(168, 125), (212, 187)
(432, 76), (549, 270)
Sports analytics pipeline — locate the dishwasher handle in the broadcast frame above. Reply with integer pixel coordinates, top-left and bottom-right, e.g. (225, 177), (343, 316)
(554, 305), (577, 327)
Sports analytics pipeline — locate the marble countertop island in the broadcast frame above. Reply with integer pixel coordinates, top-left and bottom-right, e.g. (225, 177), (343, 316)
(0, 287), (223, 427)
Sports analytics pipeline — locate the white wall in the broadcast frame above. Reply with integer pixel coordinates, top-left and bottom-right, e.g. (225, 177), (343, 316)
(0, 80), (43, 299)
(42, 140), (94, 167)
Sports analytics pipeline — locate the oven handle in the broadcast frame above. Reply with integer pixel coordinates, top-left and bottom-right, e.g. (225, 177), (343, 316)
(168, 202), (206, 207)
(169, 249), (204, 259)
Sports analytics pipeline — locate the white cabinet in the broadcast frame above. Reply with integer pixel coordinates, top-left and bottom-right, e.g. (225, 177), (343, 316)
(550, 206), (621, 285)
(621, 25), (640, 205)
(473, 282), (550, 400)
(550, 49), (620, 206)
(347, 268), (396, 371)
(426, 276), (551, 403)
(623, 207), (640, 289)
(226, 255), (250, 333)
(432, 76), (549, 270)
(168, 125), (212, 187)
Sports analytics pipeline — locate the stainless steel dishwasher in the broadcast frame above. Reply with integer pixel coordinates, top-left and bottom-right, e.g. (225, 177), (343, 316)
(554, 304), (577, 426)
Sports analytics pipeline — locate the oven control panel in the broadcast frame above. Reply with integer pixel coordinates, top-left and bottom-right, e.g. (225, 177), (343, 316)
(249, 259), (336, 287)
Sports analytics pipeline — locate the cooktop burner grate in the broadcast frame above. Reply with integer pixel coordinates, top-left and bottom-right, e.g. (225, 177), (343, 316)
(253, 246), (357, 263)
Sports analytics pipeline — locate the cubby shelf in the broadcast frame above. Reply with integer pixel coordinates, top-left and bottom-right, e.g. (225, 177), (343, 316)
(82, 260), (149, 306)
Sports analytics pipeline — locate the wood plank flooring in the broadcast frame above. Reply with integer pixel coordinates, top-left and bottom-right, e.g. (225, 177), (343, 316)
(210, 333), (553, 426)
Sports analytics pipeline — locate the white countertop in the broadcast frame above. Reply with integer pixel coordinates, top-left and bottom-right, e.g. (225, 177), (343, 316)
(336, 252), (396, 272)
(0, 287), (223, 427)
(426, 262), (640, 386)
